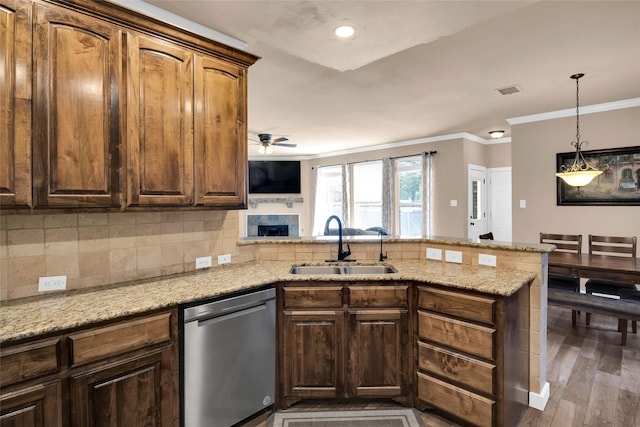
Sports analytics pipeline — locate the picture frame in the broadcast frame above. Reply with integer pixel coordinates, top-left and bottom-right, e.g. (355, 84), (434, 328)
(556, 145), (640, 206)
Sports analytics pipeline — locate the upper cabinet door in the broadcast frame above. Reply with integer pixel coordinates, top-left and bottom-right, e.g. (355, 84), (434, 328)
(126, 34), (194, 207)
(193, 55), (247, 208)
(0, 0), (31, 209)
(32, 3), (122, 209)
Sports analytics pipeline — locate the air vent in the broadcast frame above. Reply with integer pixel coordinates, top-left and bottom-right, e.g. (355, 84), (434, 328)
(496, 84), (522, 95)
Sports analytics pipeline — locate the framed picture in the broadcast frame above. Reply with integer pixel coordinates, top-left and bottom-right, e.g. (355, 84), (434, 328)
(556, 145), (640, 206)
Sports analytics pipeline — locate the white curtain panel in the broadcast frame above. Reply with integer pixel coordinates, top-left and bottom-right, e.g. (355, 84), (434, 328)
(309, 166), (318, 235)
(421, 152), (435, 236)
(342, 163), (350, 226)
(382, 157), (393, 234)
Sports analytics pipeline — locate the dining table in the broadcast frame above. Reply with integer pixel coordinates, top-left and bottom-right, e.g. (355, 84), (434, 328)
(548, 251), (640, 284)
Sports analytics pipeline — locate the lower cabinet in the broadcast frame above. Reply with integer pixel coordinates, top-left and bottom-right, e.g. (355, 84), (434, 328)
(0, 309), (178, 427)
(416, 285), (530, 427)
(278, 282), (411, 408)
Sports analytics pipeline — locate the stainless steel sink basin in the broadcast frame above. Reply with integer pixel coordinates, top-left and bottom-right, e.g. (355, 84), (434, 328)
(289, 264), (396, 275)
(342, 265), (396, 274)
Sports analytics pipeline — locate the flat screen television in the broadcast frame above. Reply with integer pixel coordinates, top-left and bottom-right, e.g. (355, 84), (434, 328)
(248, 160), (301, 194)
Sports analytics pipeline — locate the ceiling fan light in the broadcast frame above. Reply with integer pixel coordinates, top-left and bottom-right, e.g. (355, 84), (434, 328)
(258, 145), (266, 154)
(334, 25), (355, 38)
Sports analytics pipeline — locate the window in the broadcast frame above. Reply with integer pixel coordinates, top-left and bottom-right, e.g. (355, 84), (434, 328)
(313, 165), (343, 235)
(395, 156), (422, 236)
(351, 161), (382, 230)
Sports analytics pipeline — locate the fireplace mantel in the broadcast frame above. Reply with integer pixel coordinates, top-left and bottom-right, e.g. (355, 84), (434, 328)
(248, 197), (303, 209)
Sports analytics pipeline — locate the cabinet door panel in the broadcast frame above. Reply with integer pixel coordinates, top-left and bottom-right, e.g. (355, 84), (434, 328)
(33, 4), (121, 208)
(282, 310), (343, 399)
(0, 381), (63, 427)
(126, 34), (193, 207)
(194, 55), (247, 207)
(70, 353), (164, 427)
(348, 309), (407, 397)
(0, 0), (31, 209)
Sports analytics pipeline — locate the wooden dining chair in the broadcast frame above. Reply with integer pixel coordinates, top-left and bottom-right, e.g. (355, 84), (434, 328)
(585, 235), (638, 326)
(540, 233), (582, 326)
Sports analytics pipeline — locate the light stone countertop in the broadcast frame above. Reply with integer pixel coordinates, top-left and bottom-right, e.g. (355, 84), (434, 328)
(0, 259), (536, 344)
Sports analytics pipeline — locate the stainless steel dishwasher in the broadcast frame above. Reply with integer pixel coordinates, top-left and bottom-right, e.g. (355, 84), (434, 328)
(181, 287), (275, 427)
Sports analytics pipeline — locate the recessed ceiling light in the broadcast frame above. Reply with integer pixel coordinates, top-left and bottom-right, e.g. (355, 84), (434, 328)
(489, 130), (505, 139)
(334, 25), (355, 38)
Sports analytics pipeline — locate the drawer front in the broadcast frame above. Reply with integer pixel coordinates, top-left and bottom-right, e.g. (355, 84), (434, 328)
(349, 285), (408, 308)
(418, 341), (495, 396)
(283, 286), (343, 309)
(418, 372), (494, 427)
(0, 338), (61, 387)
(418, 287), (495, 325)
(69, 312), (172, 366)
(418, 311), (495, 361)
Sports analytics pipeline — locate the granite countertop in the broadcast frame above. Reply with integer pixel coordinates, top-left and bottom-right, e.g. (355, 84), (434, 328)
(0, 259), (536, 344)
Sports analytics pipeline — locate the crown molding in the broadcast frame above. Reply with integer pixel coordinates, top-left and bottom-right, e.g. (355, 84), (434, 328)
(507, 98), (640, 125)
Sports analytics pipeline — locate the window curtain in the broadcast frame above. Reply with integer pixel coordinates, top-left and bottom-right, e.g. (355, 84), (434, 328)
(421, 152), (435, 236)
(309, 166), (318, 235)
(342, 163), (350, 226)
(382, 157), (393, 234)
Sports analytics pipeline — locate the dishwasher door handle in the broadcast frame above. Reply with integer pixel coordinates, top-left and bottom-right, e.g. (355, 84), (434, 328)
(195, 303), (268, 327)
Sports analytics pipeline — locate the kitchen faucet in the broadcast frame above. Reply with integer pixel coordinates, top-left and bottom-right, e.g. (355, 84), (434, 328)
(324, 215), (352, 261)
(379, 230), (388, 262)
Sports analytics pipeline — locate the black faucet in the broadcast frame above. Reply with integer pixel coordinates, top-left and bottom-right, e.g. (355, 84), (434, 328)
(324, 215), (351, 261)
(378, 231), (388, 262)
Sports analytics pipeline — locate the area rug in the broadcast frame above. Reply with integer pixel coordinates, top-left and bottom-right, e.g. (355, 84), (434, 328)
(270, 409), (425, 427)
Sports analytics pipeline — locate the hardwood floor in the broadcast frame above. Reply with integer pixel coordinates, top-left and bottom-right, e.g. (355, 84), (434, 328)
(247, 305), (639, 427)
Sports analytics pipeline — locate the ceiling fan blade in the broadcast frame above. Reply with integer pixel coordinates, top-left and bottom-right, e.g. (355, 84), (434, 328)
(273, 137), (289, 143)
(272, 142), (297, 148)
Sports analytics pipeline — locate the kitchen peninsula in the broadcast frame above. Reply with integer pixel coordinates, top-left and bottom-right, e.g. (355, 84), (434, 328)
(0, 236), (551, 426)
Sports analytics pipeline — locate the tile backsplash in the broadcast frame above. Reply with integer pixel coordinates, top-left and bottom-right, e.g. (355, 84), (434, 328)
(0, 210), (250, 301)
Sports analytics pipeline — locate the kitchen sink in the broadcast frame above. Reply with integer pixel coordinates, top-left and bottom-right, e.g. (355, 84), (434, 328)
(289, 264), (396, 275)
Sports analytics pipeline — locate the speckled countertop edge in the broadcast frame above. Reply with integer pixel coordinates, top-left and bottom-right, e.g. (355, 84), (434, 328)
(0, 260), (536, 344)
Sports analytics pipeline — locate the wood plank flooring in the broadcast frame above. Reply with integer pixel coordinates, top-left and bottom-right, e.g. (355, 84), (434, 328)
(247, 305), (639, 427)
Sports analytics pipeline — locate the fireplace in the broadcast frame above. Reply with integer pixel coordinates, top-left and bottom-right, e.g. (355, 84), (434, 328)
(258, 225), (289, 236)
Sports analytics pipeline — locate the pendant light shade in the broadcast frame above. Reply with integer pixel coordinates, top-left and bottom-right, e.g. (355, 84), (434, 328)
(555, 73), (604, 188)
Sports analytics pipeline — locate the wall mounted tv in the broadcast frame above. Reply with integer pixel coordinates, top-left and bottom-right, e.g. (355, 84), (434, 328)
(248, 160), (301, 194)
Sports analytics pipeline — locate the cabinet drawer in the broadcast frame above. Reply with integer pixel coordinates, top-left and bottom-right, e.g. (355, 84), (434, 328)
(418, 372), (494, 427)
(418, 287), (495, 325)
(349, 285), (407, 308)
(283, 286), (343, 309)
(68, 312), (172, 366)
(418, 311), (495, 361)
(418, 341), (494, 396)
(0, 338), (61, 387)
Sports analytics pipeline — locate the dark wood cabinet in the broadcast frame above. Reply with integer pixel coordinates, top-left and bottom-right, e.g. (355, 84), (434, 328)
(416, 285), (529, 427)
(32, 2), (123, 209)
(0, 309), (178, 427)
(278, 282), (411, 408)
(0, 0), (31, 209)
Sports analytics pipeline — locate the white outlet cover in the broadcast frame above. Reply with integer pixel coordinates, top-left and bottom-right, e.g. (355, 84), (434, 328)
(445, 250), (463, 264)
(426, 248), (442, 260)
(218, 254), (231, 265)
(195, 256), (212, 269)
(38, 275), (67, 292)
(478, 253), (497, 267)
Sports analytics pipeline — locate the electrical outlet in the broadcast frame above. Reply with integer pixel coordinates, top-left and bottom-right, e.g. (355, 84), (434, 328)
(218, 254), (231, 265)
(426, 248), (442, 260)
(445, 250), (463, 264)
(478, 253), (497, 267)
(38, 275), (67, 292)
(195, 256), (212, 269)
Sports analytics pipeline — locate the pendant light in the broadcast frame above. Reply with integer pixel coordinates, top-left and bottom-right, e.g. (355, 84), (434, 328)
(555, 73), (604, 188)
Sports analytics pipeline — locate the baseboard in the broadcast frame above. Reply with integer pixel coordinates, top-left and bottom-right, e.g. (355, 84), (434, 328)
(528, 382), (550, 410)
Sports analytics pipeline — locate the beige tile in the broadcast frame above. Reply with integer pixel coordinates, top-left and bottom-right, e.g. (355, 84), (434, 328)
(160, 222), (183, 244)
(8, 229), (45, 257)
(78, 226), (110, 253)
(160, 211), (184, 223)
(45, 227), (78, 254)
(162, 264), (184, 276)
(79, 251), (110, 278)
(8, 284), (40, 300)
(5, 215), (44, 229)
(46, 252), (79, 279)
(183, 221), (204, 242)
(110, 269), (138, 285)
(110, 247), (137, 275)
(135, 212), (162, 224)
(108, 212), (137, 225)
(7, 255), (46, 287)
(44, 214), (78, 228)
(136, 223), (162, 247)
(78, 213), (108, 226)
(162, 243), (184, 267)
(77, 274), (110, 289)
(183, 241), (207, 264)
(137, 267), (161, 280)
(183, 211), (206, 222)
(136, 246), (162, 271)
(109, 224), (136, 249)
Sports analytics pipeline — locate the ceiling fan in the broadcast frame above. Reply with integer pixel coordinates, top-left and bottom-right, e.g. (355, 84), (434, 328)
(252, 133), (297, 154)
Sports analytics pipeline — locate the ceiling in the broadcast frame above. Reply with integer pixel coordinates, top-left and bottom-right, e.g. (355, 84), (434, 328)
(140, 0), (640, 157)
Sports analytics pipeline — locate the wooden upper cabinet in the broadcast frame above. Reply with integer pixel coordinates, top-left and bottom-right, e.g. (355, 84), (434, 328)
(0, 0), (32, 209)
(32, 3), (122, 209)
(194, 54), (247, 208)
(126, 34), (194, 207)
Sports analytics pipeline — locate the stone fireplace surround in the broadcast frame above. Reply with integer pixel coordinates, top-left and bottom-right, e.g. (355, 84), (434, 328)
(246, 214), (300, 237)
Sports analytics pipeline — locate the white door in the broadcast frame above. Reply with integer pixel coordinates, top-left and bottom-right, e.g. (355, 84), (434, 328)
(489, 168), (512, 242)
(467, 165), (487, 240)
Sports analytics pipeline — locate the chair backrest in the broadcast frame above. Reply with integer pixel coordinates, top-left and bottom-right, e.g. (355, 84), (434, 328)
(540, 233), (582, 254)
(588, 235), (637, 258)
(619, 289), (640, 301)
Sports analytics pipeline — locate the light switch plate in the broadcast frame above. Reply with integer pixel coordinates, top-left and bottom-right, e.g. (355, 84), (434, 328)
(450, 200), (458, 207)
(195, 256), (212, 269)
(218, 254), (231, 265)
(520, 199), (526, 208)
(38, 275), (67, 292)
(478, 254), (497, 267)
(445, 250), (463, 263)
(426, 248), (442, 260)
